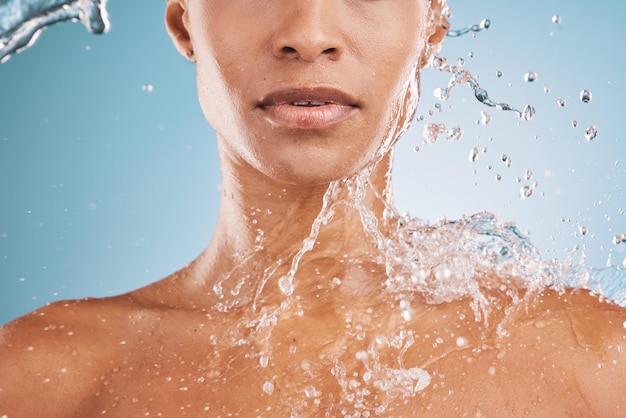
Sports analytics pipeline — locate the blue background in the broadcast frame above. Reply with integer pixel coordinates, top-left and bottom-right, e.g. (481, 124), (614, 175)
(1, 0), (624, 324)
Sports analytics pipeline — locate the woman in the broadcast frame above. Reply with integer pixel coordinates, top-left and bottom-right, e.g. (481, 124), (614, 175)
(1, 0), (625, 416)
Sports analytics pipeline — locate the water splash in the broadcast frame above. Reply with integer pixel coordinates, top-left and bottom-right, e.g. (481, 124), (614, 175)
(431, 56), (536, 121)
(446, 18), (491, 38)
(0, 0), (110, 63)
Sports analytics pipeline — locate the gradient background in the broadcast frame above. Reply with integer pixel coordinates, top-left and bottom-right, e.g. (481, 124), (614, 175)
(1, 0), (624, 325)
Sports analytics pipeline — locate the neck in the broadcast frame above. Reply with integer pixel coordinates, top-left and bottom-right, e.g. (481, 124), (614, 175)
(191, 147), (396, 299)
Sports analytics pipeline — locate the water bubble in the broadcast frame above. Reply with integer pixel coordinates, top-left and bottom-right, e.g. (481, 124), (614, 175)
(495, 174), (502, 181)
(524, 71), (538, 83)
(141, 84), (154, 93)
(496, 70), (503, 78)
(413, 146), (420, 153)
(501, 154), (512, 167)
(579, 225), (588, 236)
(480, 110), (492, 125)
(469, 147), (479, 163)
(544, 86), (551, 93)
(584, 125), (598, 141)
(457, 58), (465, 67)
(468, 51), (475, 58)
(572, 120), (578, 128)
(556, 98), (566, 107)
(580, 89), (592, 103)
(552, 14), (562, 24)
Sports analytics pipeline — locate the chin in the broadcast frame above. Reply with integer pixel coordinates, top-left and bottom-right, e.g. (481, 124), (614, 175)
(264, 151), (373, 186)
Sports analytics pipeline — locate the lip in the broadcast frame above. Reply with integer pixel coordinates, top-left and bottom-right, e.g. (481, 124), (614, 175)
(256, 86), (360, 130)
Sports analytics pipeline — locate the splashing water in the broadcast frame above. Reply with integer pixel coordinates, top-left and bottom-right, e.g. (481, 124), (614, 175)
(0, 0), (109, 63)
(4, 3), (626, 416)
(446, 18), (491, 38)
(430, 55), (536, 121)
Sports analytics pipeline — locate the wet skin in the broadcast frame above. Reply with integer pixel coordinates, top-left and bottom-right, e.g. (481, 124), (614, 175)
(1, 0), (626, 416)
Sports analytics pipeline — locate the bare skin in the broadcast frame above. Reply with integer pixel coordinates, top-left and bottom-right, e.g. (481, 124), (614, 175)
(1, 0), (625, 417)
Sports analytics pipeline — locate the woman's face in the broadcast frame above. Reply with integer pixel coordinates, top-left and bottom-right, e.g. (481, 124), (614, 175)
(172, 0), (434, 186)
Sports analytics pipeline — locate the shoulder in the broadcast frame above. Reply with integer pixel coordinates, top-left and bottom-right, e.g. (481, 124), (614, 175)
(504, 288), (626, 415)
(0, 296), (143, 416)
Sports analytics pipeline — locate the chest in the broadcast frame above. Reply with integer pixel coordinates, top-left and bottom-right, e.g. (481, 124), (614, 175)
(77, 322), (584, 418)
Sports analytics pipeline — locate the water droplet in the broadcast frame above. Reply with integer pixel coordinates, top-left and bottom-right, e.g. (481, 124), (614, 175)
(262, 381), (275, 395)
(579, 225), (588, 236)
(423, 123), (446, 143)
(480, 110), (491, 125)
(556, 98), (566, 107)
(413, 146), (420, 153)
(278, 275), (294, 296)
(572, 120), (578, 128)
(259, 355), (269, 368)
(544, 86), (551, 93)
(141, 84), (154, 93)
(496, 70), (503, 78)
(584, 125), (598, 141)
(447, 126), (463, 141)
(580, 89), (592, 103)
(495, 174), (502, 181)
(456, 337), (468, 347)
(400, 299), (414, 321)
(521, 104), (536, 121)
(468, 51), (475, 58)
(469, 147), (479, 163)
(433, 87), (448, 100)
(457, 57), (465, 66)
(501, 154), (512, 167)
(524, 71), (538, 83)
(552, 14), (562, 24)
(520, 185), (533, 199)
(613, 233), (626, 245)
(524, 169), (533, 180)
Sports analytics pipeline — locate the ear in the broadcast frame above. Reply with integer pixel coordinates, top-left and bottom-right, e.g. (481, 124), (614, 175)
(165, 0), (195, 62)
(420, 0), (449, 68)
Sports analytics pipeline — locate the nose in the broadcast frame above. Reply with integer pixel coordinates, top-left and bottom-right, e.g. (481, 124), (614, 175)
(271, 1), (344, 63)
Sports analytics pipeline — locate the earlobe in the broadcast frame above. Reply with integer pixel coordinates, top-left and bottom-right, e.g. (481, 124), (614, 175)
(165, 0), (195, 63)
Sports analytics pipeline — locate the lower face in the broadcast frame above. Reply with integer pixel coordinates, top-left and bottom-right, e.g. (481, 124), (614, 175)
(187, 0), (430, 186)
